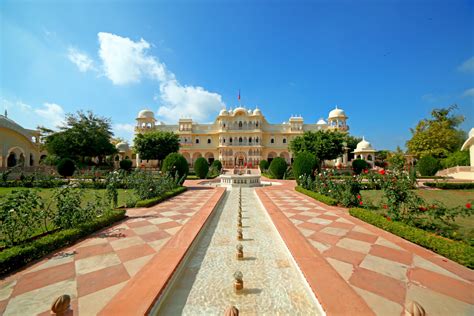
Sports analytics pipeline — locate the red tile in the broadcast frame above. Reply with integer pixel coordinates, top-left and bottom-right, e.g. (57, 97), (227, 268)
(116, 244), (156, 262)
(350, 267), (406, 304)
(127, 220), (151, 228)
(140, 230), (172, 242)
(308, 231), (341, 245)
(318, 214), (339, 221)
(409, 267), (474, 304)
(369, 244), (413, 265)
(157, 221), (181, 230)
(291, 214), (314, 222)
(75, 243), (114, 260)
(12, 262), (76, 296)
(329, 221), (355, 230)
(77, 264), (130, 297)
(323, 246), (366, 265)
(298, 221), (325, 232)
(169, 214), (189, 221)
(346, 230), (379, 244)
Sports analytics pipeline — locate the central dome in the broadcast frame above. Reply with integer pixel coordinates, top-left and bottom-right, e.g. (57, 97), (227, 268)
(328, 106), (346, 119)
(355, 138), (374, 152)
(137, 109), (155, 119)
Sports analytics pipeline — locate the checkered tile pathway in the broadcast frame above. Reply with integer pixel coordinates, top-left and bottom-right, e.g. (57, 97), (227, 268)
(0, 187), (217, 316)
(258, 186), (474, 316)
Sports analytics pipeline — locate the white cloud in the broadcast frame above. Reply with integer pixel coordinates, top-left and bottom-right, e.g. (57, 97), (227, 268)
(113, 123), (135, 143)
(34, 103), (65, 128)
(462, 87), (474, 98)
(458, 56), (474, 73)
(97, 32), (225, 122)
(67, 47), (95, 72)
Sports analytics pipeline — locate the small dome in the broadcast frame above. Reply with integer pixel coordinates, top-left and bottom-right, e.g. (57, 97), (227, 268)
(355, 137), (374, 152)
(137, 109), (155, 119)
(219, 108), (229, 116)
(316, 118), (327, 125)
(253, 108), (262, 115)
(116, 142), (130, 153)
(328, 106), (346, 119)
(248, 109), (253, 114)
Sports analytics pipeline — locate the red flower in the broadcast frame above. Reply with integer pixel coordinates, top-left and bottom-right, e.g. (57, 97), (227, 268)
(466, 203), (472, 209)
(379, 169), (386, 175)
(386, 216), (392, 221)
(357, 194), (361, 200)
(383, 204), (388, 209)
(363, 169), (369, 174)
(359, 201), (363, 206)
(418, 206), (427, 212)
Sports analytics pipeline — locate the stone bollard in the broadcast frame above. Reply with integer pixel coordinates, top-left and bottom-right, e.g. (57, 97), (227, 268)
(51, 294), (71, 316)
(237, 228), (243, 240)
(236, 244), (243, 259)
(233, 271), (243, 291)
(405, 301), (425, 316)
(224, 306), (239, 316)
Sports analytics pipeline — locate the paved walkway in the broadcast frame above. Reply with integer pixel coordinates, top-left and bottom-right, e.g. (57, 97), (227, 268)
(257, 183), (474, 315)
(0, 186), (223, 316)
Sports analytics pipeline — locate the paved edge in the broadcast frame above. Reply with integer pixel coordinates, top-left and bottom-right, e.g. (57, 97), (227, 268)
(98, 187), (226, 316)
(256, 187), (375, 316)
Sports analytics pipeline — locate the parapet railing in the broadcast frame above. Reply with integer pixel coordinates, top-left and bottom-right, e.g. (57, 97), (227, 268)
(436, 166), (474, 176)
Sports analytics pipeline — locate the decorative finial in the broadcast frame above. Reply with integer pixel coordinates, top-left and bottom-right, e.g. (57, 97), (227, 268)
(4, 109), (7, 117)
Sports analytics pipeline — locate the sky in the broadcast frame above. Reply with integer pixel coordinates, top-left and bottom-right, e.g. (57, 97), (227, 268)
(1, 0), (473, 150)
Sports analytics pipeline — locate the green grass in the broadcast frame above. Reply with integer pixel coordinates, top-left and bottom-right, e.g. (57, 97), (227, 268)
(0, 187), (135, 209)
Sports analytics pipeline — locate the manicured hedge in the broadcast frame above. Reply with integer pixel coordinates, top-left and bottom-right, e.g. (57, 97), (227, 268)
(349, 208), (474, 268)
(135, 186), (187, 208)
(423, 182), (474, 190)
(194, 157), (209, 179)
(0, 210), (126, 276)
(295, 186), (338, 206)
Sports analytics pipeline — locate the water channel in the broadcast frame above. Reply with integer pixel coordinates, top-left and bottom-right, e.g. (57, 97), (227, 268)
(153, 187), (324, 315)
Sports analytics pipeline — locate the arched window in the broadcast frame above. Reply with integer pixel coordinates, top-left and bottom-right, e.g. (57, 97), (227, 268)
(239, 121), (243, 128)
(239, 137), (243, 143)
(283, 138), (287, 144)
(196, 139), (200, 144)
(256, 137), (259, 143)
(230, 138), (233, 143)
(271, 138), (275, 144)
(249, 137), (252, 143)
(207, 138), (211, 144)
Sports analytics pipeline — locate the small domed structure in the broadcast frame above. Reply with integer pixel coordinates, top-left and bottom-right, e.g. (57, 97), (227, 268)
(248, 109), (253, 115)
(353, 137), (376, 167)
(137, 109), (155, 119)
(116, 142), (130, 153)
(316, 118), (327, 125)
(219, 108), (229, 116)
(253, 107), (262, 116)
(355, 137), (374, 152)
(328, 106), (346, 119)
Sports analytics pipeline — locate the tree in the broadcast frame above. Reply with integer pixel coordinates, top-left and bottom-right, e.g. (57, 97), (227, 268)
(292, 152), (318, 180)
(162, 153), (189, 184)
(194, 157), (209, 179)
(269, 157), (287, 179)
(57, 158), (76, 177)
(352, 159), (368, 175)
(119, 159), (133, 171)
(259, 160), (269, 171)
(407, 105), (465, 159)
(134, 131), (180, 166)
(417, 156), (441, 176)
(41, 111), (116, 163)
(441, 151), (470, 168)
(211, 160), (222, 172)
(289, 130), (345, 167)
(388, 147), (406, 171)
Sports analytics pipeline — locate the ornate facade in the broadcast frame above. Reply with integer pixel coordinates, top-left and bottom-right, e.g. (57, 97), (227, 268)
(134, 106), (349, 168)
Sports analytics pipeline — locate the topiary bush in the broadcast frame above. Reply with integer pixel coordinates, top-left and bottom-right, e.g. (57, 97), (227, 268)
(417, 156), (441, 176)
(162, 153), (189, 184)
(352, 159), (368, 175)
(269, 157), (287, 179)
(119, 159), (133, 171)
(259, 159), (269, 172)
(293, 152), (317, 182)
(57, 158), (76, 178)
(194, 157), (209, 179)
(211, 159), (222, 172)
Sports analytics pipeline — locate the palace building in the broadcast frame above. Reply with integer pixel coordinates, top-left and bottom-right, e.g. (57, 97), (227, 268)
(134, 106), (350, 168)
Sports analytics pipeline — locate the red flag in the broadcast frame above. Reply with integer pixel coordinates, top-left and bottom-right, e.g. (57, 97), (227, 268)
(238, 89), (240, 101)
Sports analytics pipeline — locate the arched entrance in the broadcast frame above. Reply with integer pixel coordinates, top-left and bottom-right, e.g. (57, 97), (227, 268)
(7, 152), (16, 167)
(267, 152), (277, 164)
(205, 152), (214, 164)
(234, 152), (247, 167)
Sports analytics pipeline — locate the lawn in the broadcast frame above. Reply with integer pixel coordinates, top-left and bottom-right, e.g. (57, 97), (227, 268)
(0, 187), (135, 209)
(361, 189), (474, 243)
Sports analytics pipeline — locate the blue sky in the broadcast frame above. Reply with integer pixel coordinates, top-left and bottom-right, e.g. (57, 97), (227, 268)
(1, 0), (473, 150)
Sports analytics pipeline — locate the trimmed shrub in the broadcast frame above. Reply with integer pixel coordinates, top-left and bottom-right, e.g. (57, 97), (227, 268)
(57, 158), (76, 178)
(259, 160), (269, 172)
(349, 208), (474, 268)
(194, 157), (209, 179)
(293, 152), (317, 182)
(135, 186), (187, 208)
(0, 210), (126, 276)
(417, 156), (441, 176)
(352, 159), (368, 175)
(424, 182), (474, 190)
(269, 157), (287, 179)
(119, 159), (133, 171)
(211, 159), (222, 172)
(162, 153), (189, 184)
(295, 186), (338, 206)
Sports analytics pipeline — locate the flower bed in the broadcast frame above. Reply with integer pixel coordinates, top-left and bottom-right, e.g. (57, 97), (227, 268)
(349, 207), (474, 268)
(0, 209), (126, 276)
(135, 186), (187, 208)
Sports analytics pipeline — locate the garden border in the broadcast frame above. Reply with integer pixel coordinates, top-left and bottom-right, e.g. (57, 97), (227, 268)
(134, 186), (187, 208)
(295, 186), (338, 206)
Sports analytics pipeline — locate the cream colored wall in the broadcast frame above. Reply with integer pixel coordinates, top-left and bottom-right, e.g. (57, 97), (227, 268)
(0, 127), (41, 167)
